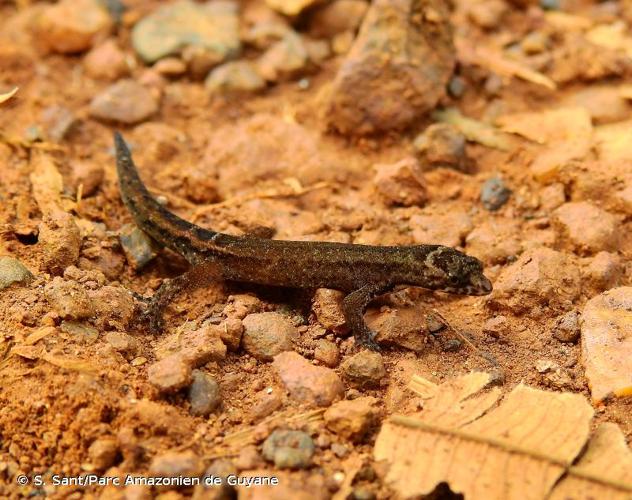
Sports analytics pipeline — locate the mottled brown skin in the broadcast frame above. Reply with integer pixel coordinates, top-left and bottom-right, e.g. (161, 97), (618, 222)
(114, 133), (492, 350)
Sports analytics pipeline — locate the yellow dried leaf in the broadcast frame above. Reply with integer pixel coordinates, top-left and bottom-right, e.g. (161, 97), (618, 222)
(496, 107), (592, 145)
(434, 108), (513, 151)
(24, 326), (56, 345)
(0, 87), (18, 104)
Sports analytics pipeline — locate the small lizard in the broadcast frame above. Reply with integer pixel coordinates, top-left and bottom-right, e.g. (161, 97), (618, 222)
(114, 132), (492, 350)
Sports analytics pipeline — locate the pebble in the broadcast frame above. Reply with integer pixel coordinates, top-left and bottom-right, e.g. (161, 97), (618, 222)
(539, 183), (566, 212)
(314, 339), (340, 367)
(44, 277), (94, 320)
(70, 161), (104, 198)
(149, 450), (204, 478)
(60, 321), (99, 345)
(153, 57), (187, 77)
(205, 60), (266, 94)
(262, 430), (315, 469)
(105, 331), (140, 357)
(39, 212), (82, 276)
(119, 224), (158, 270)
(540, 0), (560, 10)
(340, 351), (386, 387)
(242, 312), (296, 361)
(89, 286), (135, 330)
(489, 247), (581, 314)
(132, 0), (240, 64)
(521, 31), (549, 55)
(147, 354), (193, 393)
(481, 177), (512, 211)
(585, 251), (622, 292)
(325, 0), (454, 134)
(312, 288), (347, 333)
(273, 351), (344, 406)
(210, 318), (243, 352)
(249, 389), (283, 421)
(324, 396), (379, 441)
(34, 0), (112, 54)
(448, 76), (466, 98)
(87, 438), (118, 470)
(83, 39), (129, 80)
(465, 218), (522, 264)
(552, 202), (619, 255)
(89, 80), (158, 125)
(468, 0), (507, 29)
(188, 370), (221, 417)
(201, 459), (237, 493)
(180, 325), (228, 366)
(581, 287), (632, 402)
(0, 256), (33, 290)
(535, 359), (559, 374)
(552, 310), (580, 343)
(265, 0), (320, 16)
(482, 315), (509, 339)
(257, 32), (309, 82)
(413, 123), (468, 171)
(410, 211), (473, 248)
(373, 157), (428, 207)
(40, 106), (77, 143)
(367, 306), (440, 352)
(309, 0), (369, 38)
(235, 445), (265, 471)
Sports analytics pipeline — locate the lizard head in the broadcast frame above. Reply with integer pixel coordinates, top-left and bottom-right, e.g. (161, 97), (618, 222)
(422, 246), (492, 296)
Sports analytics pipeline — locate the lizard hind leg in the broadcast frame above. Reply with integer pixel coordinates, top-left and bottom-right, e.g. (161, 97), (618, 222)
(342, 283), (392, 351)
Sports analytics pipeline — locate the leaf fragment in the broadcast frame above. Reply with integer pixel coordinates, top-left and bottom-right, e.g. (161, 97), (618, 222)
(0, 87), (18, 104)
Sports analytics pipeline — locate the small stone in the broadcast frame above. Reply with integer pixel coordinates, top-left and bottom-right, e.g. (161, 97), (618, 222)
(331, 443), (349, 458)
(540, 0), (560, 10)
(188, 370), (221, 417)
(410, 211), (473, 248)
(224, 294), (263, 319)
(367, 306), (440, 352)
(89, 286), (135, 330)
(60, 321), (99, 345)
(481, 177), (512, 211)
(482, 316), (508, 339)
(242, 312), (296, 361)
(273, 351), (344, 406)
(105, 331), (141, 356)
(201, 459), (237, 493)
(0, 257), (33, 290)
(448, 76), (466, 98)
(119, 224), (158, 270)
(205, 60), (266, 94)
(373, 157), (428, 207)
(262, 430), (315, 469)
(88, 438), (118, 470)
(213, 318), (243, 352)
(34, 0), (112, 54)
(132, 0), (240, 64)
(324, 396), (379, 441)
(539, 182), (566, 212)
(179, 326), (227, 366)
(352, 488), (377, 500)
(341, 351), (386, 387)
(552, 310), (580, 343)
(250, 389), (283, 421)
(40, 106), (77, 143)
(84, 39), (129, 80)
(45, 277), (94, 320)
(257, 32), (309, 82)
(314, 339), (340, 367)
(585, 251), (622, 292)
(147, 354), (193, 393)
(521, 31), (549, 55)
(39, 212), (82, 275)
(468, 0), (507, 29)
(553, 202), (619, 255)
(70, 161), (104, 197)
(535, 359), (559, 374)
(309, 0), (369, 38)
(413, 123), (468, 171)
(153, 57), (187, 77)
(149, 450), (204, 478)
(312, 288), (347, 333)
(89, 80), (158, 125)
(465, 218), (522, 264)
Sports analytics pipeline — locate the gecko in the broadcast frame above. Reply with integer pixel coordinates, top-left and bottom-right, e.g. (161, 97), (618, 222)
(114, 132), (492, 351)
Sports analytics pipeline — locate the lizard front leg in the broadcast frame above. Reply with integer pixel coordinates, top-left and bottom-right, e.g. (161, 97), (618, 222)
(342, 282), (392, 351)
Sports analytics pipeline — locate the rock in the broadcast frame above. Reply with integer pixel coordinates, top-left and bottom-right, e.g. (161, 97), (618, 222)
(147, 354), (193, 393)
(40, 106), (77, 143)
(312, 288), (347, 333)
(257, 32), (309, 82)
(89, 286), (135, 330)
(262, 430), (315, 469)
(44, 277), (94, 320)
(367, 306), (441, 352)
(153, 57), (187, 77)
(250, 388), (283, 421)
(273, 351), (344, 406)
(535, 358), (559, 374)
(70, 161), (104, 197)
(0, 257), (33, 290)
(489, 247), (581, 314)
(413, 123), (467, 171)
(324, 0), (455, 134)
(309, 0), (369, 38)
(373, 157), (428, 207)
(89, 80), (158, 125)
(224, 294), (263, 319)
(482, 315), (509, 339)
(105, 331), (141, 356)
(340, 351), (386, 386)
(581, 287), (632, 402)
(88, 438), (118, 470)
(235, 445), (265, 471)
(481, 177), (512, 211)
(242, 312), (296, 361)
(188, 370), (221, 417)
(198, 459), (237, 496)
(265, 0), (320, 16)
(584, 251), (622, 292)
(119, 224), (158, 270)
(205, 60), (266, 94)
(552, 202), (619, 255)
(467, 0), (507, 29)
(410, 211), (472, 248)
(552, 310), (580, 343)
(214, 318), (243, 352)
(539, 182), (566, 212)
(60, 321), (99, 345)
(149, 450), (204, 478)
(132, 0), (240, 64)
(34, 0), (112, 54)
(324, 396), (380, 441)
(84, 39), (129, 80)
(314, 339), (340, 367)
(180, 326), (228, 366)
(39, 212), (82, 275)
(465, 218), (522, 264)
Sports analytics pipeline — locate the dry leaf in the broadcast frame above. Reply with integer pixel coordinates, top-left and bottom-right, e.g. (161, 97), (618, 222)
(374, 372), (631, 499)
(0, 87), (18, 104)
(496, 107), (592, 145)
(433, 108), (513, 151)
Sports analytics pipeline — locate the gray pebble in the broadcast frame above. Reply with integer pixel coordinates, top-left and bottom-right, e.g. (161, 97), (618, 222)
(340, 351), (385, 387)
(262, 429), (314, 469)
(540, 0), (560, 10)
(61, 321), (99, 345)
(448, 76), (466, 98)
(0, 257), (33, 290)
(188, 370), (221, 416)
(552, 310), (580, 343)
(481, 177), (511, 211)
(119, 224), (158, 270)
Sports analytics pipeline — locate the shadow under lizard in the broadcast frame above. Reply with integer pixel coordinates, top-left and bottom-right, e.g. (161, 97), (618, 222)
(114, 132), (493, 351)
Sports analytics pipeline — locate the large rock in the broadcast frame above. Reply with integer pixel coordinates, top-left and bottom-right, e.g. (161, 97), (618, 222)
(324, 0), (454, 134)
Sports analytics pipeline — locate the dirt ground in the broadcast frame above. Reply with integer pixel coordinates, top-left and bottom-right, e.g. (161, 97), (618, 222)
(0, 0), (631, 499)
